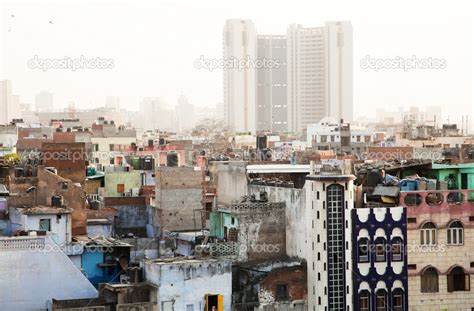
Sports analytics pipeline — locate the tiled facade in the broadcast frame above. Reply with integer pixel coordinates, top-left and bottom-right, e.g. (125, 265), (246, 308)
(402, 190), (474, 310)
(352, 207), (408, 311)
(305, 175), (355, 311)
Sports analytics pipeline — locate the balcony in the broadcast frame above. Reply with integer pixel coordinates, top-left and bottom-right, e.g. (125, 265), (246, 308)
(400, 190), (474, 228)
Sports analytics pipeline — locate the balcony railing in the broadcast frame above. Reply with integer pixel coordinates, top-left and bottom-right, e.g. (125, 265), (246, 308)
(0, 236), (46, 251)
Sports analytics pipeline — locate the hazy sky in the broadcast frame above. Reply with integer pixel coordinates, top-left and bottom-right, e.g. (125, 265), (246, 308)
(0, 0), (473, 121)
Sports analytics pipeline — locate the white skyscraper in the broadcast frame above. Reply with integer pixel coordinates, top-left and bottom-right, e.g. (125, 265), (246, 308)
(325, 21), (353, 124)
(287, 22), (353, 133)
(0, 80), (21, 125)
(175, 95), (196, 132)
(35, 90), (54, 113)
(223, 19), (257, 133)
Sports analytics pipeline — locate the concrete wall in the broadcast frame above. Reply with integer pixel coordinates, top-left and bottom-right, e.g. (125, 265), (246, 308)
(229, 202), (286, 262)
(104, 171), (141, 197)
(0, 237), (97, 310)
(155, 167), (202, 232)
(216, 162), (248, 204)
(144, 259), (232, 311)
(42, 142), (87, 186)
(248, 185), (306, 258)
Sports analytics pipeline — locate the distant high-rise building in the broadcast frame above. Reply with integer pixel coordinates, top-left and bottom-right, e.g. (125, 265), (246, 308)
(257, 35), (288, 133)
(325, 21), (353, 124)
(136, 97), (175, 132)
(35, 90), (54, 113)
(175, 95), (196, 132)
(223, 19), (257, 134)
(0, 80), (21, 124)
(287, 22), (353, 133)
(105, 96), (120, 111)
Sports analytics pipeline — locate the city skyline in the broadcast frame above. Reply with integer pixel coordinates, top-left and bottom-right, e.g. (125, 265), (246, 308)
(0, 0), (472, 120)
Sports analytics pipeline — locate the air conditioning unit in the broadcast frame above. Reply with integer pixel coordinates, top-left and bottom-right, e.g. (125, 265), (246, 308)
(131, 188), (139, 197)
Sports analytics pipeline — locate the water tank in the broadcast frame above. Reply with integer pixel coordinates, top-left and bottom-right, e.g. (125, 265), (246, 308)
(51, 195), (64, 207)
(167, 152), (178, 167)
(131, 157), (141, 170)
(127, 265), (143, 283)
(141, 157), (154, 170)
(367, 169), (383, 188)
(256, 135), (267, 151)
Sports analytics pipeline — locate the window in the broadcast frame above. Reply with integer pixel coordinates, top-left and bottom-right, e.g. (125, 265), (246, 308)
(420, 222), (437, 245)
(117, 183), (125, 193)
(421, 267), (439, 293)
(375, 237), (386, 262)
(392, 288), (403, 311)
(447, 267), (470, 292)
(358, 238), (369, 263)
(39, 219), (51, 231)
(276, 284), (289, 301)
(392, 237), (403, 262)
(186, 305), (194, 311)
(375, 290), (386, 311)
(447, 221), (464, 245)
(359, 290), (370, 311)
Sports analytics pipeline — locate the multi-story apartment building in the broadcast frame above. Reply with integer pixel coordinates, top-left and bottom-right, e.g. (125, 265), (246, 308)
(0, 80), (21, 125)
(305, 173), (355, 311)
(352, 207), (408, 311)
(223, 20), (352, 135)
(401, 189), (474, 310)
(256, 35), (288, 133)
(223, 19), (257, 134)
(287, 22), (353, 133)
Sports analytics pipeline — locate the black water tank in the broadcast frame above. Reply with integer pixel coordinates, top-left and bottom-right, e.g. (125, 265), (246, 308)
(127, 265), (143, 283)
(256, 135), (267, 150)
(141, 156), (154, 170)
(167, 152), (178, 167)
(51, 195), (64, 207)
(367, 169), (383, 188)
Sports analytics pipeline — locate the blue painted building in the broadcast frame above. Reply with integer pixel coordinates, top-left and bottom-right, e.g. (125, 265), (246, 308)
(81, 237), (131, 287)
(352, 207), (408, 311)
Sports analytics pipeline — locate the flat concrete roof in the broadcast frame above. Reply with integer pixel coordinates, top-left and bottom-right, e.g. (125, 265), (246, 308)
(247, 164), (315, 174)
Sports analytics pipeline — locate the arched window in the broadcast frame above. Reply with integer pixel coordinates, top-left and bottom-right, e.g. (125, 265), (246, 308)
(358, 238), (369, 263)
(447, 266), (470, 292)
(375, 237), (386, 262)
(375, 289), (386, 311)
(420, 222), (436, 245)
(447, 221), (464, 245)
(421, 267), (439, 293)
(392, 288), (404, 311)
(359, 290), (370, 311)
(391, 237), (403, 262)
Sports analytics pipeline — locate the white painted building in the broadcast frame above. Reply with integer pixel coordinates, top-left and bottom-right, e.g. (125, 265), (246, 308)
(9, 206), (73, 246)
(287, 22), (353, 133)
(306, 117), (373, 145)
(223, 19), (257, 134)
(0, 236), (97, 311)
(144, 258), (232, 311)
(305, 173), (355, 311)
(0, 80), (21, 125)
